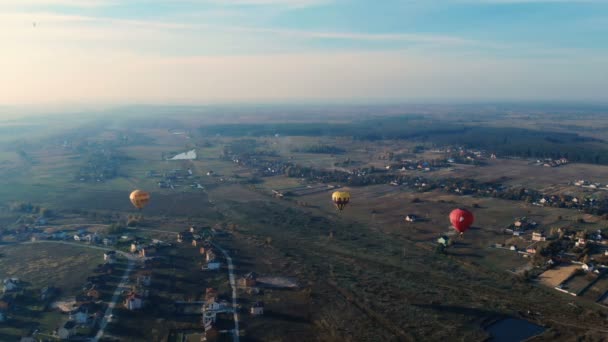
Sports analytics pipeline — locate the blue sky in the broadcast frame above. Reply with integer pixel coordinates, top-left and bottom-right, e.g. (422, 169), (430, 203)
(1, 0), (607, 105)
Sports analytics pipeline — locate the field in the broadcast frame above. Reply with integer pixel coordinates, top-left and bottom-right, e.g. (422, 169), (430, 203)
(0, 242), (103, 340)
(538, 264), (580, 288)
(581, 273), (608, 302)
(0, 242), (103, 293)
(1, 107), (608, 341)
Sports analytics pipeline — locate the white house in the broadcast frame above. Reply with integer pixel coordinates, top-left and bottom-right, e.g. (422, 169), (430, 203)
(250, 302), (264, 316)
(405, 214), (418, 223)
(582, 263), (595, 272)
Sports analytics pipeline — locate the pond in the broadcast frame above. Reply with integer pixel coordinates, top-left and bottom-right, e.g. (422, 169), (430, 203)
(486, 318), (545, 342)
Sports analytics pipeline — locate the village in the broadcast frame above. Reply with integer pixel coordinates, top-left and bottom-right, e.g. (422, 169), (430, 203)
(433, 216), (608, 305)
(0, 218), (289, 342)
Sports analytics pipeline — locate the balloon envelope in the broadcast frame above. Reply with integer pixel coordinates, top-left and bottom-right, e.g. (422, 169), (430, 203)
(130, 190), (150, 209)
(332, 191), (350, 211)
(449, 208), (474, 234)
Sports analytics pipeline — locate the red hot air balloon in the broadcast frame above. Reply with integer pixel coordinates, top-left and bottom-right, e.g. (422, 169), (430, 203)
(449, 208), (474, 235)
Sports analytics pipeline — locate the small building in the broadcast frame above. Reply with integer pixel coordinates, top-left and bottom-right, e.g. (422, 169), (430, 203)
(509, 246), (517, 251)
(177, 231), (193, 243)
(125, 293), (143, 310)
(58, 320), (76, 340)
(199, 247), (207, 255)
(102, 237), (115, 246)
(575, 238), (587, 247)
(437, 236), (450, 246)
(526, 247), (537, 254)
(130, 243), (139, 253)
(582, 263), (595, 272)
(103, 251), (116, 263)
(87, 287), (100, 301)
(250, 301), (264, 316)
(206, 249), (217, 262)
(206, 260), (220, 270)
(192, 238), (204, 247)
(532, 232), (546, 242)
(69, 307), (89, 324)
(203, 300), (222, 313)
(239, 272), (258, 287)
(205, 288), (218, 302)
(405, 214), (418, 223)
(139, 247), (155, 258)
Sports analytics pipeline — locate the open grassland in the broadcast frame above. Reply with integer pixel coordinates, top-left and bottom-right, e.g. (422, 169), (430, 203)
(0, 243), (103, 294)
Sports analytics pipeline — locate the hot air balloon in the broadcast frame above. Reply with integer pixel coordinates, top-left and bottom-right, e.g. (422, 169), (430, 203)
(130, 190), (150, 210)
(449, 208), (474, 235)
(332, 191), (350, 211)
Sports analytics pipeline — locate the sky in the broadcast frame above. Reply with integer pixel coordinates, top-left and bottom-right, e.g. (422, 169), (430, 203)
(1, 0), (607, 106)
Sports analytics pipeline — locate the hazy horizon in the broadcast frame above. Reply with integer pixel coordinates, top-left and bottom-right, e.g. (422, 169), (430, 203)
(2, 0), (607, 106)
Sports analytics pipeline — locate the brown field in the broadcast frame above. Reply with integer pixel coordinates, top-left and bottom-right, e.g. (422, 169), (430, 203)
(538, 264), (580, 287)
(0, 243), (102, 294)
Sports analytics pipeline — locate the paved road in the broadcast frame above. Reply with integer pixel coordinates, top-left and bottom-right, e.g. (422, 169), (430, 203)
(92, 258), (136, 342)
(212, 242), (240, 342)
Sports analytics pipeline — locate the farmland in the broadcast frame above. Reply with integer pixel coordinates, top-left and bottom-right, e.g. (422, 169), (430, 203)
(0, 105), (607, 341)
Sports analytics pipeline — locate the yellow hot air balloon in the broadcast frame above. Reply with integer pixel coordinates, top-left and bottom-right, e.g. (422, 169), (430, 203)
(130, 190), (150, 210)
(332, 191), (350, 211)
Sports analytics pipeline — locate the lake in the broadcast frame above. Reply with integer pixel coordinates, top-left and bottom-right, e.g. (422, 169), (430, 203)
(486, 318), (545, 342)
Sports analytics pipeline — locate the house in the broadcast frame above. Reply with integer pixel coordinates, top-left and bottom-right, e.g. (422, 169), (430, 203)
(87, 287), (100, 300)
(575, 238), (587, 247)
(250, 301), (264, 316)
(202, 310), (217, 326)
(69, 306), (89, 324)
(102, 237), (115, 246)
(73, 234), (81, 241)
(139, 247), (155, 258)
(203, 300), (223, 313)
(437, 236), (450, 246)
(130, 243), (139, 253)
(205, 288), (218, 302)
(206, 260), (220, 270)
(206, 249), (217, 262)
(582, 263), (595, 272)
(199, 247), (207, 255)
(526, 247), (537, 254)
(3, 278), (20, 293)
(125, 293), (143, 310)
(509, 246), (517, 251)
(177, 231), (193, 243)
(239, 272), (258, 287)
(192, 238), (204, 247)
(103, 251), (116, 263)
(405, 214), (418, 223)
(58, 321), (76, 340)
(532, 232), (547, 242)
